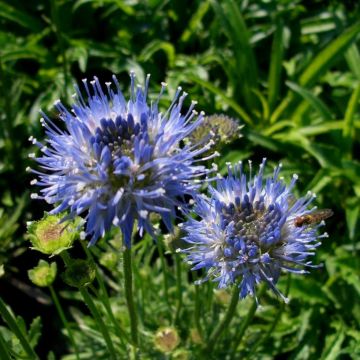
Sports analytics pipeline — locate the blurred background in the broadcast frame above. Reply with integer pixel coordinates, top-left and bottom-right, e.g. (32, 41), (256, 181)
(0, 0), (360, 358)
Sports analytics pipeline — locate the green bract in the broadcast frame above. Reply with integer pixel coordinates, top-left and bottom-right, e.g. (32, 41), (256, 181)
(154, 327), (180, 353)
(27, 214), (80, 256)
(62, 259), (96, 288)
(28, 260), (57, 287)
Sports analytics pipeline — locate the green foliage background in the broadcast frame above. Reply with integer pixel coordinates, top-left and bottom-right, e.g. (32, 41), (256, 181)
(0, 0), (359, 358)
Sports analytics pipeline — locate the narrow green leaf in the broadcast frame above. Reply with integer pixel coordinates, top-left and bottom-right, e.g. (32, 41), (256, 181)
(188, 75), (253, 125)
(268, 19), (285, 112)
(0, 298), (38, 359)
(0, 330), (11, 360)
(139, 40), (175, 67)
(343, 82), (360, 143)
(299, 22), (360, 87)
(320, 325), (345, 360)
(0, 3), (42, 31)
(345, 197), (360, 241)
(180, 1), (210, 43)
(286, 81), (335, 120)
(211, 0), (258, 108)
(345, 44), (360, 80)
(272, 22), (360, 122)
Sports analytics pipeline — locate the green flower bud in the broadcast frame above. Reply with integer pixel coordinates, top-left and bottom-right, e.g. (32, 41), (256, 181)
(188, 114), (243, 149)
(27, 214), (81, 256)
(62, 259), (96, 288)
(172, 349), (190, 360)
(164, 226), (187, 253)
(190, 328), (203, 345)
(154, 327), (180, 353)
(28, 260), (57, 287)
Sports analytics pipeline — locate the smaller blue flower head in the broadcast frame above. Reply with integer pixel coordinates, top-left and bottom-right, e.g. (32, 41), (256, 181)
(29, 73), (217, 247)
(181, 159), (328, 302)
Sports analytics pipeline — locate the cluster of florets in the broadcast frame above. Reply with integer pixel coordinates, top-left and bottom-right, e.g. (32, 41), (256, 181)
(29, 73), (218, 247)
(30, 73), (329, 301)
(180, 159), (328, 301)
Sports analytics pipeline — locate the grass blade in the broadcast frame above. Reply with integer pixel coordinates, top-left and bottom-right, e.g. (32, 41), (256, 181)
(299, 22), (360, 87)
(272, 22), (360, 123)
(286, 81), (335, 121)
(211, 0), (258, 109)
(268, 18), (285, 113)
(0, 297), (38, 359)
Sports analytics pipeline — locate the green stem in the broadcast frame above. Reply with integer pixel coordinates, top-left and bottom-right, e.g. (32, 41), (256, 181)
(81, 242), (129, 346)
(123, 247), (138, 346)
(250, 275), (291, 353)
(61, 252), (117, 359)
(204, 285), (240, 353)
(157, 237), (170, 311)
(0, 297), (38, 359)
(0, 328), (11, 360)
(194, 284), (203, 340)
(49, 285), (80, 360)
(174, 254), (183, 324)
(231, 286), (265, 354)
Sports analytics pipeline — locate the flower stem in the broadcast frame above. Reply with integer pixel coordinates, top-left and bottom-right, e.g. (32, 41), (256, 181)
(194, 284), (203, 340)
(0, 297), (38, 359)
(174, 254), (183, 324)
(123, 246), (138, 346)
(80, 288), (118, 359)
(250, 274), (291, 353)
(81, 242), (129, 346)
(231, 286), (265, 354)
(157, 237), (170, 311)
(49, 285), (80, 360)
(204, 285), (240, 353)
(61, 252), (117, 359)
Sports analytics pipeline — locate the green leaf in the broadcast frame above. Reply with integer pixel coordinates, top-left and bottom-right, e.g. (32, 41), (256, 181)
(272, 22), (360, 122)
(139, 40), (176, 67)
(320, 324), (345, 360)
(286, 81), (335, 121)
(343, 82), (360, 146)
(187, 75), (253, 125)
(345, 44), (360, 80)
(299, 22), (360, 87)
(180, 1), (210, 43)
(211, 0), (258, 108)
(268, 19), (285, 112)
(0, 3), (42, 31)
(345, 197), (360, 240)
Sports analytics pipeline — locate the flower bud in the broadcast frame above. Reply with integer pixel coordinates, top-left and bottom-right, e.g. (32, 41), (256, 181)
(154, 327), (180, 353)
(27, 213), (81, 256)
(188, 114), (243, 149)
(62, 259), (96, 288)
(28, 260), (57, 287)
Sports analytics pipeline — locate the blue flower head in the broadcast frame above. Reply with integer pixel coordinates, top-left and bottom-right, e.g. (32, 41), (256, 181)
(181, 159), (328, 302)
(29, 73), (217, 247)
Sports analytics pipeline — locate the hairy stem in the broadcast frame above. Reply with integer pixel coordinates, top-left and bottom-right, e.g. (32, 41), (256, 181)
(205, 285), (240, 353)
(123, 247), (138, 346)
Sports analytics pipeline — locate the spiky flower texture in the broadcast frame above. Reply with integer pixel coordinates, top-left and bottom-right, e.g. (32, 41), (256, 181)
(29, 73), (215, 247)
(182, 159), (328, 302)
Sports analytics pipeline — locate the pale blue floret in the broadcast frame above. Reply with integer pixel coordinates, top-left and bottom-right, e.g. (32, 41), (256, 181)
(29, 73), (216, 247)
(182, 159), (327, 302)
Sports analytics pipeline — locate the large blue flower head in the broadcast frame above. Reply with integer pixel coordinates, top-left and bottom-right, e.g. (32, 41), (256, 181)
(29, 73), (217, 247)
(181, 159), (329, 302)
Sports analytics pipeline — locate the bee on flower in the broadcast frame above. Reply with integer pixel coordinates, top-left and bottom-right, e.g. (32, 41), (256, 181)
(180, 159), (329, 302)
